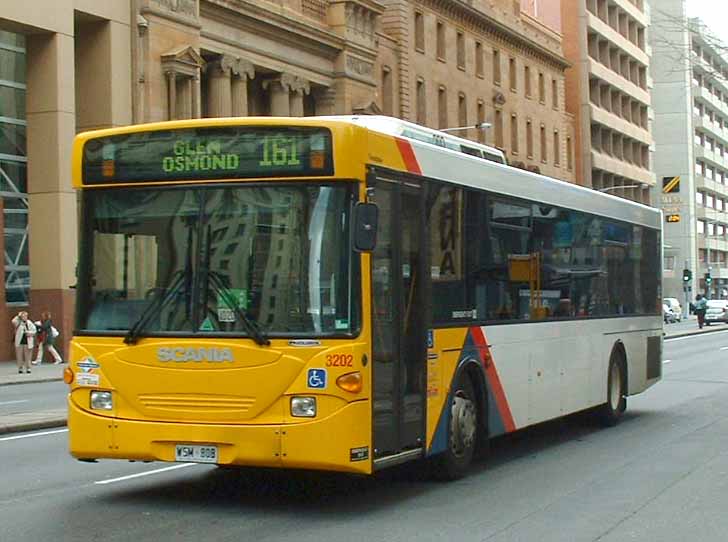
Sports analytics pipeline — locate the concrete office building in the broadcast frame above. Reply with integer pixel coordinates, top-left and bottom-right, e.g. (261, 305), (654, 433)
(651, 0), (728, 303)
(561, 0), (654, 203)
(0, 0), (573, 359)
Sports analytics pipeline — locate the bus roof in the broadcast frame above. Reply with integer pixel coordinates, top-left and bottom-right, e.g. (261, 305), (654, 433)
(322, 115), (507, 164)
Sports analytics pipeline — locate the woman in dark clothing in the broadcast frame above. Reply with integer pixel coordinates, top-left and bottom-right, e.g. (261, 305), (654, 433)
(33, 310), (63, 365)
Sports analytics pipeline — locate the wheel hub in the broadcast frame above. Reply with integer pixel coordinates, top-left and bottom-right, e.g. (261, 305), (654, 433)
(450, 393), (477, 458)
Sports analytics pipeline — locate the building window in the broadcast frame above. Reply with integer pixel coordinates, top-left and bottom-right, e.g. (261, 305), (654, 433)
(540, 124), (547, 163)
(417, 78), (426, 125)
(458, 92), (467, 127)
(475, 41), (484, 77)
(437, 21), (445, 60)
(415, 11), (425, 52)
(495, 109), (503, 148)
(493, 49), (501, 85)
(509, 57), (517, 91)
(457, 31), (465, 69)
(539, 72), (545, 103)
(511, 114), (518, 153)
(552, 78), (558, 109)
(525, 65), (531, 97)
(566, 136), (573, 170)
(554, 130), (560, 166)
(381, 66), (393, 116)
(438, 85), (447, 128)
(526, 120), (534, 158)
(696, 191), (704, 205)
(698, 220), (705, 235)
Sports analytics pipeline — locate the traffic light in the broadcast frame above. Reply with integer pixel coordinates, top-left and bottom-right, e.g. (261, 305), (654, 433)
(705, 272), (712, 285)
(683, 269), (692, 282)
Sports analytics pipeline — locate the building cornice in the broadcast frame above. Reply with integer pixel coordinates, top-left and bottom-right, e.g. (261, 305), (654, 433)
(201, 0), (345, 58)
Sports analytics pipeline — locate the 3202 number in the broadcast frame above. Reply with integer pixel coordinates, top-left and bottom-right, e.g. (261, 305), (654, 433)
(326, 354), (353, 367)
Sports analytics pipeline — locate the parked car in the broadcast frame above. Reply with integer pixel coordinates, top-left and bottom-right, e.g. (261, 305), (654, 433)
(663, 297), (682, 322)
(704, 300), (728, 325)
(663, 303), (678, 324)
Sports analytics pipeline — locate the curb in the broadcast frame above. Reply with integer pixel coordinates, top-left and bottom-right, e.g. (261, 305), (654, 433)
(665, 325), (728, 340)
(0, 416), (67, 435)
(0, 377), (63, 387)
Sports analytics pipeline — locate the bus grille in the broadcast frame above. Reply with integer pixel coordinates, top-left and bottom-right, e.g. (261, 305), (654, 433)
(138, 394), (256, 413)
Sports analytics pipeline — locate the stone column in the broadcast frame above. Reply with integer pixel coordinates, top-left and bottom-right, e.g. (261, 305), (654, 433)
(231, 59), (255, 117)
(289, 76), (310, 117)
(25, 32), (76, 358)
(166, 71), (177, 120)
(207, 55), (233, 118)
(266, 77), (291, 116)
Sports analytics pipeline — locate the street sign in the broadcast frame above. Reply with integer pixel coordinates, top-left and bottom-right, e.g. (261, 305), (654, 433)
(662, 176), (681, 193)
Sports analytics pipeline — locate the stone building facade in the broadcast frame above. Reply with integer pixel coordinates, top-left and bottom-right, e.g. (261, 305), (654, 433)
(0, 0), (573, 359)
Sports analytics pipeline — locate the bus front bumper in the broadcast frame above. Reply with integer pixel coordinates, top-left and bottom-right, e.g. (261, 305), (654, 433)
(68, 398), (372, 475)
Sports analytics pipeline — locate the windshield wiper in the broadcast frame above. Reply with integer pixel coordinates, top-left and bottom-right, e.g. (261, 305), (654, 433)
(207, 270), (270, 346)
(123, 271), (186, 345)
(124, 226), (194, 345)
(199, 224), (270, 346)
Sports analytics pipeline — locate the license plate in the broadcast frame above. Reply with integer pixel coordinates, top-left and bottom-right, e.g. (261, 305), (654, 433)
(175, 444), (218, 464)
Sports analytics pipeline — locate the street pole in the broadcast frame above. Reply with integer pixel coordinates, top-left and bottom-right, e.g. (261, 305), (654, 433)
(684, 258), (690, 319)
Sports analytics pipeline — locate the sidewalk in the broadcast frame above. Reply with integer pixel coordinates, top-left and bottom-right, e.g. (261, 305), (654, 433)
(0, 362), (67, 435)
(0, 360), (64, 386)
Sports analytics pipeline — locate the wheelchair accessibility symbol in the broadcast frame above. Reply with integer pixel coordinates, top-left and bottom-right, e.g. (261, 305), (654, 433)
(307, 368), (327, 389)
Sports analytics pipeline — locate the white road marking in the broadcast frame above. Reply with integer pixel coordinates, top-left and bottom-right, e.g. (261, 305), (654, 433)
(721, 347), (728, 351)
(0, 428), (68, 442)
(0, 400), (29, 406)
(665, 330), (728, 341)
(663, 359), (672, 364)
(95, 463), (198, 485)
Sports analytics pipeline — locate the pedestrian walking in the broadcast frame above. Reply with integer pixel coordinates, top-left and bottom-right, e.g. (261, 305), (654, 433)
(11, 311), (36, 374)
(32, 310), (63, 365)
(695, 294), (708, 329)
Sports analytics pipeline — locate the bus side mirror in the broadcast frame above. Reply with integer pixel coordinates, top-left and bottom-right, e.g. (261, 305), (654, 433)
(353, 202), (378, 252)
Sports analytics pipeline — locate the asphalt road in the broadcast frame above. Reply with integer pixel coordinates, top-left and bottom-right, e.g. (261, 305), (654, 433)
(3, 330), (728, 542)
(0, 381), (67, 415)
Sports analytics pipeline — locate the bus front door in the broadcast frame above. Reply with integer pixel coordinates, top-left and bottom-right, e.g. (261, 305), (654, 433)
(371, 175), (428, 464)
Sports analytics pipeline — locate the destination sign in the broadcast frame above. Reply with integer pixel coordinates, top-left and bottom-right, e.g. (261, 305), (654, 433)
(82, 126), (333, 184)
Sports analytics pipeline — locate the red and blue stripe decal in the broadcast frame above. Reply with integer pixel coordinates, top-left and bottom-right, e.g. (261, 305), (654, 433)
(395, 138), (422, 175)
(428, 327), (516, 456)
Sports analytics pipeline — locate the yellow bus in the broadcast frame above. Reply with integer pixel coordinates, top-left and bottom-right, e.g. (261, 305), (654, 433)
(67, 116), (662, 478)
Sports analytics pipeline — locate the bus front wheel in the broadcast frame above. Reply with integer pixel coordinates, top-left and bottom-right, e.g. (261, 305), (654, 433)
(433, 376), (478, 480)
(597, 353), (626, 427)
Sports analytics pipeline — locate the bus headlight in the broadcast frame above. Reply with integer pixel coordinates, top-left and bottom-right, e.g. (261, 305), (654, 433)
(291, 396), (316, 417)
(90, 390), (113, 411)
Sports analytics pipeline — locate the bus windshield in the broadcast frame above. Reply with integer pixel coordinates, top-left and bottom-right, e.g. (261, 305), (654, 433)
(76, 183), (358, 338)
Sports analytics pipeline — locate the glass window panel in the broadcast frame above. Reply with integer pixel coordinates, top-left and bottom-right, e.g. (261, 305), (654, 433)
(0, 87), (25, 119)
(0, 122), (26, 156)
(0, 160), (27, 193)
(0, 49), (25, 83)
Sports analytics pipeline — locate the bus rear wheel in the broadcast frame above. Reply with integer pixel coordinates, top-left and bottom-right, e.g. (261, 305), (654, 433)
(433, 376), (478, 480)
(597, 354), (626, 427)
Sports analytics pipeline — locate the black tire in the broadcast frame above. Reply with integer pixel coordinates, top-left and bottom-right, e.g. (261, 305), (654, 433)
(597, 353), (626, 427)
(432, 375), (479, 480)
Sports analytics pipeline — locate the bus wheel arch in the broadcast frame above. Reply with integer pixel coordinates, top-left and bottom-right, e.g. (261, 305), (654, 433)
(598, 342), (628, 426)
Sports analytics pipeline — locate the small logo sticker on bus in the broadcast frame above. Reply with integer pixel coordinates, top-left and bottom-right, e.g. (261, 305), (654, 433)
(77, 357), (100, 373)
(288, 339), (321, 347)
(350, 446), (369, 462)
(76, 373), (100, 387)
(307, 368), (327, 389)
